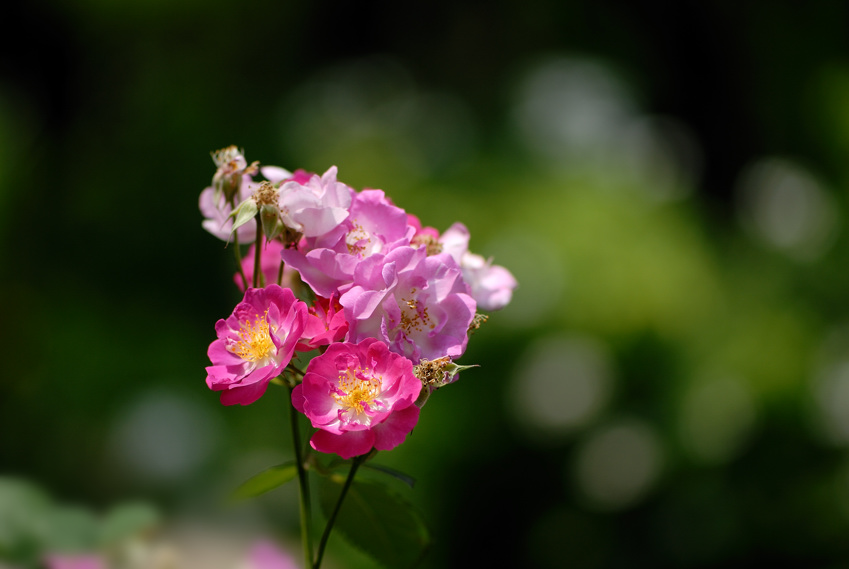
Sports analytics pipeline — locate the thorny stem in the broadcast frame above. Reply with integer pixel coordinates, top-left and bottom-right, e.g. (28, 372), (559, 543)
(289, 385), (314, 569)
(314, 455), (366, 569)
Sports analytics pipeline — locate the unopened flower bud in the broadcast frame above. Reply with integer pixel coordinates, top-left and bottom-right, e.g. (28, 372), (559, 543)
(261, 204), (283, 241)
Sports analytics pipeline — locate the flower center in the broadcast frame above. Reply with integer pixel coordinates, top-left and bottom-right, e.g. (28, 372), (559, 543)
(346, 221), (370, 255)
(233, 312), (275, 362)
(334, 368), (382, 414)
(411, 234), (442, 256)
(253, 181), (279, 206)
(398, 291), (433, 335)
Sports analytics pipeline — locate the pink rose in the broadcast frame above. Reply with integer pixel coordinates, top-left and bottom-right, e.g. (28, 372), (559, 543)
(340, 246), (477, 362)
(278, 166), (353, 238)
(292, 338), (421, 459)
(298, 294), (349, 351)
(199, 174), (261, 243)
(206, 285), (308, 405)
(281, 188), (413, 298)
(439, 222), (517, 311)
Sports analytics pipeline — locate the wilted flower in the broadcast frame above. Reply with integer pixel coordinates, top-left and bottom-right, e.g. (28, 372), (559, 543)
(292, 338), (421, 459)
(211, 145), (259, 202)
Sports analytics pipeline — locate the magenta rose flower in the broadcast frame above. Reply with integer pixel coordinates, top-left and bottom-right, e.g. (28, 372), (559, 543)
(292, 338), (421, 459)
(206, 285), (308, 405)
(298, 294), (349, 351)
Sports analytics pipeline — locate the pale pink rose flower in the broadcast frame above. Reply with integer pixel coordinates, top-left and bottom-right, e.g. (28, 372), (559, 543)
(281, 188), (412, 298)
(439, 222), (517, 311)
(340, 246), (476, 362)
(278, 166), (353, 238)
(199, 174), (261, 243)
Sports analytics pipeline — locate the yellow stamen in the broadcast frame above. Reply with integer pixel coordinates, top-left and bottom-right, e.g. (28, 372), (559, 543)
(334, 368), (382, 414)
(346, 222), (370, 255)
(398, 296), (434, 334)
(232, 311), (274, 362)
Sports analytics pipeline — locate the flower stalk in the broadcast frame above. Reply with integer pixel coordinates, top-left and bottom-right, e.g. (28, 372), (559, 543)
(232, 231), (249, 291)
(289, 385), (314, 569)
(314, 454), (365, 569)
(253, 213), (263, 288)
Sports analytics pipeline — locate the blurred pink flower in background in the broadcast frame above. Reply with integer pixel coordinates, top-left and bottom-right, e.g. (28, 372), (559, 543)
(43, 554), (105, 569)
(243, 540), (298, 569)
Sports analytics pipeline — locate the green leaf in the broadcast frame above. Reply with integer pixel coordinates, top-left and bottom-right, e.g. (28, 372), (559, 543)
(361, 463), (417, 489)
(232, 462), (298, 500)
(98, 502), (158, 546)
(317, 477), (430, 568)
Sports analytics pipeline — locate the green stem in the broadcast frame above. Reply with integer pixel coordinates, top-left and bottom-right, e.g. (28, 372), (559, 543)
(289, 386), (313, 569)
(314, 455), (365, 569)
(232, 232), (248, 291)
(286, 362), (305, 378)
(277, 258), (285, 286)
(253, 214), (262, 288)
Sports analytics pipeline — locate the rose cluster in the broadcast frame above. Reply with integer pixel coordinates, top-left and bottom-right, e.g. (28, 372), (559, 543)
(202, 147), (516, 459)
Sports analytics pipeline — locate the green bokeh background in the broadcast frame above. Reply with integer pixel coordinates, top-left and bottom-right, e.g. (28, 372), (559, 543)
(3, 1), (849, 567)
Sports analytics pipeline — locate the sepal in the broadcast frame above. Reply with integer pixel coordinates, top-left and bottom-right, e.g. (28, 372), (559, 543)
(228, 198), (259, 238)
(261, 204), (283, 241)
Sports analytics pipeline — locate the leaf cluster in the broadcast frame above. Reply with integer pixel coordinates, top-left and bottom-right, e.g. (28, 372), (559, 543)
(233, 458), (430, 568)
